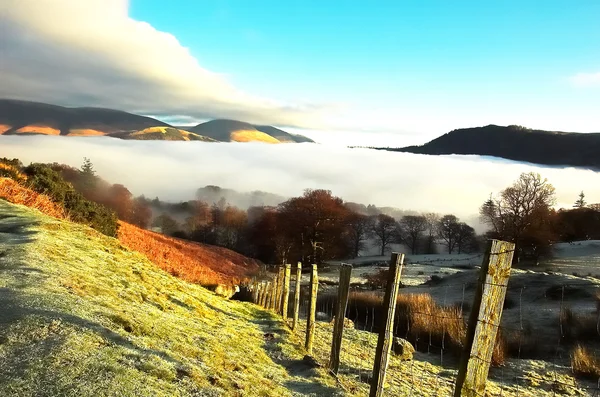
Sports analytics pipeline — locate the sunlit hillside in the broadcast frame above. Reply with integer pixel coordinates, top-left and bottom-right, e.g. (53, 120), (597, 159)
(0, 200), (340, 396)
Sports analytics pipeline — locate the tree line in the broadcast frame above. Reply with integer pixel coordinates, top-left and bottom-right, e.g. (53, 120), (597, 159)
(2, 157), (598, 266)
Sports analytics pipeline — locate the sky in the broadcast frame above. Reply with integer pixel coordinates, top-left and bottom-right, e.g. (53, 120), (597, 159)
(1, 0), (599, 145)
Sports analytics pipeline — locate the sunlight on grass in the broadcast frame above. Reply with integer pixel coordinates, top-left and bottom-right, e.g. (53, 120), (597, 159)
(0, 200), (336, 396)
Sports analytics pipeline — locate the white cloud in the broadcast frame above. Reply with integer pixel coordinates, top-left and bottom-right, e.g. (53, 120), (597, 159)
(569, 71), (600, 87)
(0, 0), (330, 127)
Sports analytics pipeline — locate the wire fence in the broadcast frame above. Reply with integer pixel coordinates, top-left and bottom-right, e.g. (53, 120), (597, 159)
(249, 249), (600, 397)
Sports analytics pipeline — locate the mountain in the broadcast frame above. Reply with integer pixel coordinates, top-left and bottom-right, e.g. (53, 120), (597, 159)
(383, 125), (600, 170)
(0, 99), (170, 136)
(187, 119), (315, 143)
(0, 99), (314, 143)
(109, 126), (216, 142)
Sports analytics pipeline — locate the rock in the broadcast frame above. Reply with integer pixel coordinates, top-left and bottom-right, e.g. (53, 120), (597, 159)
(302, 355), (322, 368)
(316, 311), (330, 321)
(207, 284), (239, 299)
(329, 316), (355, 329)
(392, 337), (415, 360)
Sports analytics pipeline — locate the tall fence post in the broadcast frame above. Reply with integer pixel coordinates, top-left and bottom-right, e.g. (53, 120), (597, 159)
(282, 264), (292, 322)
(275, 266), (284, 314)
(259, 282), (267, 307)
(252, 281), (259, 303)
(292, 262), (302, 331)
(328, 263), (353, 374)
(454, 240), (515, 397)
(268, 278), (277, 310)
(261, 281), (271, 309)
(305, 264), (318, 355)
(370, 252), (404, 397)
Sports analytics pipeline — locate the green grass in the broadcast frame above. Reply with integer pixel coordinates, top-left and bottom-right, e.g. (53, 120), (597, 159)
(0, 200), (339, 396)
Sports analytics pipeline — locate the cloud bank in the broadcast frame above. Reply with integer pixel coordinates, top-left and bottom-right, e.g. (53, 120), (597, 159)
(569, 71), (600, 87)
(2, 136), (597, 232)
(0, 0), (329, 127)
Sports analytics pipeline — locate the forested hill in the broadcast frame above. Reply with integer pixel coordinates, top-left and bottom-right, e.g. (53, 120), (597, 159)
(378, 125), (600, 170)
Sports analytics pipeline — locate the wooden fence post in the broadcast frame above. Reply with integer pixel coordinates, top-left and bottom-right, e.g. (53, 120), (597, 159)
(263, 281), (270, 308)
(305, 264), (318, 355)
(275, 266), (284, 314)
(370, 253), (404, 397)
(269, 275), (278, 310)
(252, 281), (259, 303)
(454, 240), (515, 397)
(282, 264), (292, 321)
(328, 263), (353, 374)
(258, 282), (266, 307)
(292, 262), (302, 331)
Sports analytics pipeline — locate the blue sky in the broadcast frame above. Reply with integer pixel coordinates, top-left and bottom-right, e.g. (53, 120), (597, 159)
(127, 0), (600, 143)
(2, 0), (599, 145)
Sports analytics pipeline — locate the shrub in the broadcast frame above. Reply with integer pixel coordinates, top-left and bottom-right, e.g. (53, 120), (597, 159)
(0, 158), (26, 183)
(0, 178), (66, 219)
(559, 307), (600, 343)
(571, 345), (600, 380)
(546, 284), (592, 300)
(23, 163), (118, 237)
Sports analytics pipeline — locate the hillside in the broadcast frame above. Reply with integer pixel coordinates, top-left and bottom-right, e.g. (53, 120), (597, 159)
(0, 99), (169, 136)
(0, 200), (345, 396)
(382, 125), (600, 170)
(0, 99), (314, 144)
(109, 126), (216, 142)
(187, 119), (315, 143)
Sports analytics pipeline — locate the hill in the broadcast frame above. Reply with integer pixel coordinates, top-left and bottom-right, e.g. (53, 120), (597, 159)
(187, 119), (315, 143)
(0, 99), (169, 136)
(383, 125), (600, 170)
(0, 200), (342, 396)
(0, 99), (314, 144)
(109, 126), (216, 142)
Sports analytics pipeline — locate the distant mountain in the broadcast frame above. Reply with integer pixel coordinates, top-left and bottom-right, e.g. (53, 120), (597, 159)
(380, 125), (600, 170)
(0, 99), (314, 143)
(110, 127), (216, 142)
(187, 119), (315, 143)
(0, 99), (169, 136)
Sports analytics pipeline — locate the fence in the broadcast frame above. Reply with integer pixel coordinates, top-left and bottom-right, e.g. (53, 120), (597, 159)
(248, 240), (600, 397)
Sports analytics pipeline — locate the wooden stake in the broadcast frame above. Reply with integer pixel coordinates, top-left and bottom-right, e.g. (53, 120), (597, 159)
(454, 240), (515, 397)
(328, 263), (353, 374)
(292, 262), (302, 331)
(370, 253), (404, 397)
(305, 264), (318, 355)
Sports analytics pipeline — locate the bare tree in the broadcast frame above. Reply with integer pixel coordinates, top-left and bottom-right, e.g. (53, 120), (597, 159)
(346, 213), (375, 258)
(399, 215), (427, 255)
(455, 223), (476, 254)
(479, 172), (556, 262)
(423, 213), (440, 254)
(438, 214), (460, 254)
(372, 214), (398, 256)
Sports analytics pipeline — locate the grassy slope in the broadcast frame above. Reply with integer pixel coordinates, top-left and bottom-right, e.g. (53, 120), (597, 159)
(0, 201), (339, 396)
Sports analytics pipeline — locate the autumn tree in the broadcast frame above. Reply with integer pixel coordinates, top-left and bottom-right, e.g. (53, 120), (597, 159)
(372, 214), (398, 256)
(345, 212), (374, 258)
(399, 215), (427, 255)
(152, 213), (180, 236)
(480, 172), (556, 262)
(130, 197), (152, 229)
(277, 189), (352, 265)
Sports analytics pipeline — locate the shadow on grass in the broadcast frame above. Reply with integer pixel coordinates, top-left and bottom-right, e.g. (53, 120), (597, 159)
(252, 310), (343, 396)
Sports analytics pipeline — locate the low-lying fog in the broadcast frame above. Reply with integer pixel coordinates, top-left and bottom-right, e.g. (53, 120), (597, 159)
(2, 136), (597, 230)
